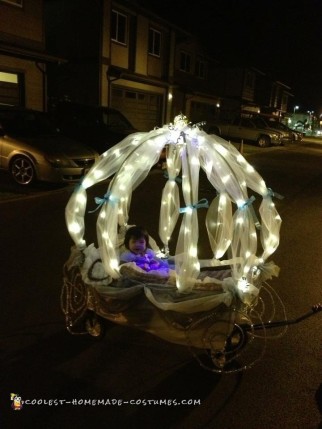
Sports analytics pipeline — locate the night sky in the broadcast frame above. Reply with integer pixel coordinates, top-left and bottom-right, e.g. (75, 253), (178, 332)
(135, 0), (322, 114)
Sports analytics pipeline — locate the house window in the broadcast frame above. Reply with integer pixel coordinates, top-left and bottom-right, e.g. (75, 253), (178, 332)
(0, 71), (24, 106)
(180, 51), (191, 73)
(111, 10), (127, 45)
(0, 0), (23, 6)
(195, 58), (206, 78)
(148, 28), (161, 57)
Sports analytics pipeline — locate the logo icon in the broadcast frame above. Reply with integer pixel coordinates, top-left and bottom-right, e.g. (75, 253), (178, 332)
(11, 393), (23, 411)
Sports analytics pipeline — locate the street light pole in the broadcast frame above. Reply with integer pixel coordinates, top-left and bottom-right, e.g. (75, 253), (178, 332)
(294, 105), (299, 113)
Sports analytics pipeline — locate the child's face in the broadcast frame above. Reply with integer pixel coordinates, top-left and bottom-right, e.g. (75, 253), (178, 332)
(128, 236), (146, 254)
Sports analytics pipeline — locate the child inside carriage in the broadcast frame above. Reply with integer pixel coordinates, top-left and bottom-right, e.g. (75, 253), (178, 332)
(120, 226), (171, 276)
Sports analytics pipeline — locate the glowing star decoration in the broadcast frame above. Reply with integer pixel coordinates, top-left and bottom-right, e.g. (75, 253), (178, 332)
(65, 115), (282, 297)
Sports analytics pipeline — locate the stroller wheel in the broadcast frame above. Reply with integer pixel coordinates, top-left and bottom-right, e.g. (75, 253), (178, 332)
(206, 325), (248, 369)
(85, 311), (106, 340)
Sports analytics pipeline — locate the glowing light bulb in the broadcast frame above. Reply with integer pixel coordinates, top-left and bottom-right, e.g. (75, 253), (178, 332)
(238, 277), (249, 292)
(205, 162), (213, 174)
(259, 180), (266, 192)
(215, 144), (228, 156)
(243, 265), (250, 274)
(69, 222), (81, 234)
(189, 246), (197, 257)
(82, 177), (94, 188)
(76, 193), (86, 205)
(215, 250), (223, 258)
(110, 259), (119, 269)
(219, 196), (226, 206)
(78, 239), (86, 248)
(94, 169), (104, 179)
(183, 183), (191, 193)
(236, 217), (244, 225)
(190, 156), (199, 165)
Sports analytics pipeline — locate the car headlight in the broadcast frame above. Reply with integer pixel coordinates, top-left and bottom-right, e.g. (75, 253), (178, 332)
(45, 155), (73, 167)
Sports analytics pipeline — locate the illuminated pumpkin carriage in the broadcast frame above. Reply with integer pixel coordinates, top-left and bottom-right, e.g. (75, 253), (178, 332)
(62, 115), (321, 372)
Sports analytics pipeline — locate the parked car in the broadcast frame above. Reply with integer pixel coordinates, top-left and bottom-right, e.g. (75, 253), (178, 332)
(252, 115), (302, 143)
(204, 116), (283, 147)
(0, 106), (98, 186)
(50, 101), (138, 154)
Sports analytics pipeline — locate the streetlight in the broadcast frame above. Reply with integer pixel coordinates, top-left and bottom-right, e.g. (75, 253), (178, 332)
(294, 105), (299, 113)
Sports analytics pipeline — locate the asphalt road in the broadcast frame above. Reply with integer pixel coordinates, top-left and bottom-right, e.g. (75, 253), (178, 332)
(1, 141), (322, 429)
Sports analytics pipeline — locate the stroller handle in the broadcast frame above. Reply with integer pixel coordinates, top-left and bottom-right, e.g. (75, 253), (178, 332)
(244, 303), (322, 332)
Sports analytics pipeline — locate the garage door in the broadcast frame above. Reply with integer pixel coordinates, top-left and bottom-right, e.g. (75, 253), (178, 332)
(111, 86), (162, 132)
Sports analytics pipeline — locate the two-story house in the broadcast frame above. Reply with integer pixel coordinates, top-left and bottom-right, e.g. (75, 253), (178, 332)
(44, 0), (223, 131)
(0, 0), (63, 110)
(1, 0), (292, 127)
(210, 64), (293, 121)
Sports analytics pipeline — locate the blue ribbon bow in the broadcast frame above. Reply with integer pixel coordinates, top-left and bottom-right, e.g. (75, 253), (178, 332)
(239, 195), (256, 209)
(163, 171), (182, 183)
(88, 191), (117, 213)
(266, 188), (284, 200)
(239, 196), (261, 229)
(179, 198), (209, 213)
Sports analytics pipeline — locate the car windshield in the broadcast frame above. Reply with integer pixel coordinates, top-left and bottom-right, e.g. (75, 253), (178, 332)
(252, 117), (268, 128)
(267, 121), (287, 130)
(63, 107), (134, 131)
(101, 110), (133, 130)
(0, 110), (57, 137)
(255, 116), (287, 130)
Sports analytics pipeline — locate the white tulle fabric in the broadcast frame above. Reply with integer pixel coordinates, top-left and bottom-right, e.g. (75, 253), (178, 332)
(65, 115), (281, 306)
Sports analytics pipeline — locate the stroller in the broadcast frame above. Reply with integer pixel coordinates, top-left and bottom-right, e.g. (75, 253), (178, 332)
(62, 115), (321, 373)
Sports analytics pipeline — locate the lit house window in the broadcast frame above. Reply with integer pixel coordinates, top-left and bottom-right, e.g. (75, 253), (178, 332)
(111, 10), (127, 45)
(148, 28), (161, 57)
(0, 0), (23, 6)
(0, 71), (23, 105)
(195, 58), (206, 78)
(180, 51), (191, 73)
